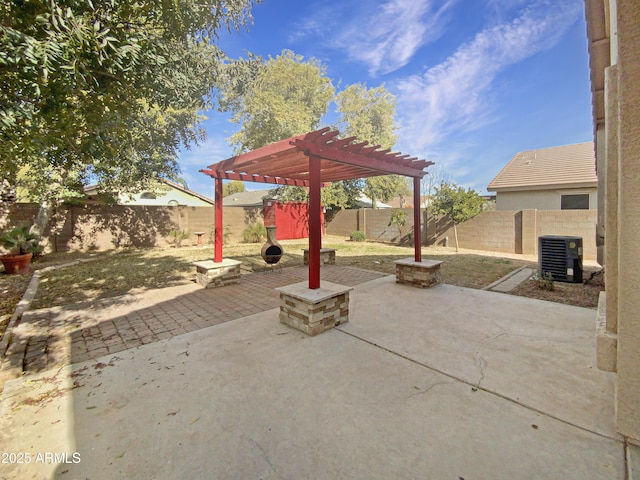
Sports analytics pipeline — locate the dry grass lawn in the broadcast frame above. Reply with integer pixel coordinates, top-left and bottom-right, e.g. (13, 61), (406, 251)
(28, 240), (529, 310)
(2, 236), (603, 340)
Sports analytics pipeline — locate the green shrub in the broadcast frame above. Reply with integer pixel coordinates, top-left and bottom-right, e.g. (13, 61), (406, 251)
(242, 223), (266, 243)
(531, 271), (555, 291)
(0, 224), (42, 255)
(349, 230), (366, 242)
(169, 229), (190, 247)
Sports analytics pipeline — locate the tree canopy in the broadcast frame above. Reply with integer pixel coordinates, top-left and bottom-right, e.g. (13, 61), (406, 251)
(223, 180), (245, 197)
(335, 83), (408, 209)
(220, 49), (335, 153)
(335, 83), (397, 150)
(1, 0), (258, 221)
(429, 181), (484, 251)
(218, 61), (407, 210)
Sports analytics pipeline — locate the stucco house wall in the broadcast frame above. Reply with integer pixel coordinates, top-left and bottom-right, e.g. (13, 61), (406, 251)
(495, 188), (597, 211)
(488, 142), (597, 211)
(586, 0), (640, 446)
(117, 188), (213, 207)
(84, 180), (215, 207)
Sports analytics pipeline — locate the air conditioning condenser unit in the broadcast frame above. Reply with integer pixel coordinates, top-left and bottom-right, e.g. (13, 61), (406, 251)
(538, 235), (583, 283)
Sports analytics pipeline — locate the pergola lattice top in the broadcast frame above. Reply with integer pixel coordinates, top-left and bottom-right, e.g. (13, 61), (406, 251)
(201, 127), (433, 186)
(201, 127), (433, 289)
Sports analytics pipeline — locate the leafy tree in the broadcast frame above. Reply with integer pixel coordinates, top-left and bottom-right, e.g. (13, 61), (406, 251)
(267, 179), (365, 211)
(335, 83), (397, 149)
(220, 60), (404, 211)
(220, 49), (335, 152)
(1, 0), (259, 235)
(421, 164), (451, 215)
(335, 83), (405, 209)
(388, 209), (407, 241)
(429, 182), (484, 252)
(220, 50), (358, 209)
(363, 175), (410, 208)
(223, 180), (245, 197)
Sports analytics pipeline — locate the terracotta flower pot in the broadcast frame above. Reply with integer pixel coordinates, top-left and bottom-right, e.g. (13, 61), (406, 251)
(1, 252), (33, 275)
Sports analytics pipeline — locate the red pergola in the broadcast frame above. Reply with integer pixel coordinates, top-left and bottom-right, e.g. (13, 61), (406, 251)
(201, 128), (434, 289)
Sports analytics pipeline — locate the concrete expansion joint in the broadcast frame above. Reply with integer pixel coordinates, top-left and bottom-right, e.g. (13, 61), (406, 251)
(336, 326), (624, 444)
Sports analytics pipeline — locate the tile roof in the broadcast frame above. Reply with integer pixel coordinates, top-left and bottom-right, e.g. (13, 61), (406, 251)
(224, 189), (272, 206)
(163, 179), (215, 205)
(487, 142), (597, 192)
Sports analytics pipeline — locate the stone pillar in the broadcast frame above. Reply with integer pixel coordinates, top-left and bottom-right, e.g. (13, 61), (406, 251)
(615, 0), (640, 444)
(394, 258), (443, 288)
(276, 281), (352, 336)
(193, 259), (242, 288)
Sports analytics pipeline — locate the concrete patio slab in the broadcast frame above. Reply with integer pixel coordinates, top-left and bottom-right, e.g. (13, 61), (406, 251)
(343, 276), (618, 439)
(0, 275), (624, 480)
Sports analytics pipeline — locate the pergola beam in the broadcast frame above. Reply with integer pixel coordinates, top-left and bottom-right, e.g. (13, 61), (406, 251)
(292, 139), (432, 178)
(200, 169), (313, 187)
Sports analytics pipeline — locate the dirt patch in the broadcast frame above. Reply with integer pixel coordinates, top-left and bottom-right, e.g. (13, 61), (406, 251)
(509, 268), (604, 308)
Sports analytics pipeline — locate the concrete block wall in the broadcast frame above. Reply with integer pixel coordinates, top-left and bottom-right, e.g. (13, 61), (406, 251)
(3, 203), (597, 260)
(2, 204), (260, 252)
(536, 210), (597, 260)
(440, 211), (516, 253)
(325, 208), (597, 260)
(324, 209), (357, 237)
(325, 208), (417, 244)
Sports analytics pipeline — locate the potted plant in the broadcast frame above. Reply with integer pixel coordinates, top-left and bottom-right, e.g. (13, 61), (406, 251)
(0, 225), (42, 274)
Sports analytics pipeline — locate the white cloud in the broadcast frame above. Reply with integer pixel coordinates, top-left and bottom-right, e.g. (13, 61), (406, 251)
(334, 0), (459, 76)
(394, 1), (582, 154)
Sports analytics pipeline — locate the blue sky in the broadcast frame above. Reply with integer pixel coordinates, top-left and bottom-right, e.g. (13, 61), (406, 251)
(178, 0), (593, 197)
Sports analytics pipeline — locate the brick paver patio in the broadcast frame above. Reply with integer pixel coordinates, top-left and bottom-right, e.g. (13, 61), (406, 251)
(2, 266), (387, 379)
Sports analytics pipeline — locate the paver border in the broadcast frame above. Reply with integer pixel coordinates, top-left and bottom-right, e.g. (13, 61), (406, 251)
(0, 259), (98, 360)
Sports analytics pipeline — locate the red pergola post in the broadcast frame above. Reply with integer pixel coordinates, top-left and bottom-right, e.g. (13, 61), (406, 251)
(413, 177), (422, 262)
(308, 155), (322, 289)
(214, 176), (223, 263)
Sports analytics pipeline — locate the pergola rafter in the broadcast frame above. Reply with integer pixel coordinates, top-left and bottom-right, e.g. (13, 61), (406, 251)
(200, 127), (434, 289)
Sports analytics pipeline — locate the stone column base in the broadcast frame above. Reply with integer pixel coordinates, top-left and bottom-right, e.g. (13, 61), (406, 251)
(303, 248), (336, 265)
(276, 281), (352, 336)
(193, 259), (242, 288)
(394, 258), (443, 288)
